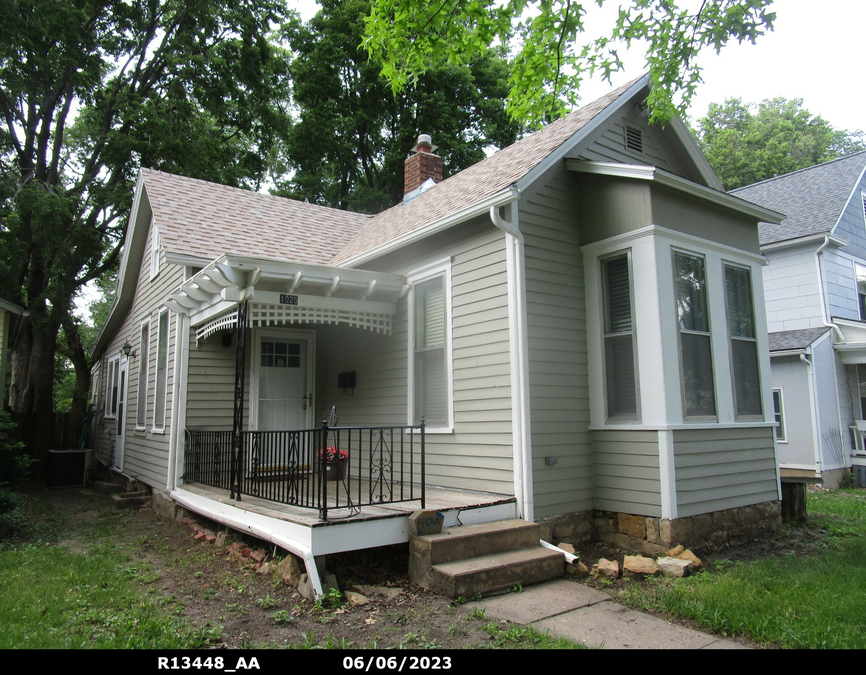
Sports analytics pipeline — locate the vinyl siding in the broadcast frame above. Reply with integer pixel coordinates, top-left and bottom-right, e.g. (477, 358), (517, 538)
(771, 355), (817, 468)
(673, 426), (778, 517)
(521, 168), (594, 518)
(762, 245), (824, 332)
(831, 177), (866, 259)
(95, 221), (182, 487)
(591, 430), (661, 516)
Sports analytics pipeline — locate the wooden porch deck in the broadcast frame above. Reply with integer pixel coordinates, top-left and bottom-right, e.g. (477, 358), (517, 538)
(177, 480), (516, 528)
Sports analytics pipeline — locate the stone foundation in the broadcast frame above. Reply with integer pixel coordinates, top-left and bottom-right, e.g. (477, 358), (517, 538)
(593, 501), (782, 554)
(539, 501), (782, 555)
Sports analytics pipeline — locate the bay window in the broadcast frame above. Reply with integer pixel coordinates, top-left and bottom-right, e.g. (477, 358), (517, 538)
(602, 254), (638, 418)
(674, 251), (716, 417)
(724, 264), (762, 417)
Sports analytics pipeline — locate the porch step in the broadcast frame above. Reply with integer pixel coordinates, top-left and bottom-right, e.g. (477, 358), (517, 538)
(409, 519), (565, 598)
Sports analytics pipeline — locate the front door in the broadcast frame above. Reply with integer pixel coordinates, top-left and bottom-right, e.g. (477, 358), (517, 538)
(114, 359), (129, 470)
(255, 332), (314, 432)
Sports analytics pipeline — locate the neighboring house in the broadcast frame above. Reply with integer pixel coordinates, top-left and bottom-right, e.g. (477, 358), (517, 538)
(92, 76), (783, 594)
(733, 152), (866, 488)
(0, 298), (25, 409)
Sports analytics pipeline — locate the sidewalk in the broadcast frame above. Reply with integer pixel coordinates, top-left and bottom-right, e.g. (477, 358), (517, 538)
(468, 579), (749, 649)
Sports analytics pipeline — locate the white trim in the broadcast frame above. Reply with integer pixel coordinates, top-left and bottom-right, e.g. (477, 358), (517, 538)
(406, 260), (454, 431)
(760, 232), (847, 253)
(152, 308), (170, 432)
(581, 224), (768, 265)
(136, 317), (151, 430)
(668, 116), (725, 191)
(658, 429), (677, 519)
(168, 268), (192, 491)
(588, 421), (777, 431)
(565, 159), (784, 223)
(772, 388), (787, 443)
(105, 353), (120, 418)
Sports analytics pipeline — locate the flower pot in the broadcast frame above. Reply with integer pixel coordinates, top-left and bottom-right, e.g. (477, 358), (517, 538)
(325, 459), (347, 482)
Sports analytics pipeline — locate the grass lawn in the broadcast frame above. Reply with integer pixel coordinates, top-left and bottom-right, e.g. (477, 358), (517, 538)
(615, 488), (866, 649)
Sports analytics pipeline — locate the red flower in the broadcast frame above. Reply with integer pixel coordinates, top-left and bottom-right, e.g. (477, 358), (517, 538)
(318, 446), (348, 461)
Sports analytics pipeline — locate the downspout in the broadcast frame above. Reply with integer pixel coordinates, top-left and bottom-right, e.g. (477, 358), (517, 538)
(816, 236), (844, 341)
(489, 199), (534, 522)
(801, 351), (823, 476)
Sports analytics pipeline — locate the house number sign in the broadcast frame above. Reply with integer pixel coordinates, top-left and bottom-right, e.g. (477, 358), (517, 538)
(279, 294), (299, 305)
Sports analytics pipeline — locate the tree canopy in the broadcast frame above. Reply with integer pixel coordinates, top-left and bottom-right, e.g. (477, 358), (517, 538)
(0, 0), (293, 412)
(277, 0), (526, 213)
(363, 0), (777, 127)
(696, 98), (866, 190)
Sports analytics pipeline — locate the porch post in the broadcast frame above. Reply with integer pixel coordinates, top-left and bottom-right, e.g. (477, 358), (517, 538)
(320, 417), (329, 522)
(230, 300), (248, 501)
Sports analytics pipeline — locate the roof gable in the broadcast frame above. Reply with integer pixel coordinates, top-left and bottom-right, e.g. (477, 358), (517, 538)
(732, 151), (866, 246)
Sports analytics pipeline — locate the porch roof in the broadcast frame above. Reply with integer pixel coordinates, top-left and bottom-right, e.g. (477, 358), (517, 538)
(163, 254), (407, 338)
(832, 318), (866, 364)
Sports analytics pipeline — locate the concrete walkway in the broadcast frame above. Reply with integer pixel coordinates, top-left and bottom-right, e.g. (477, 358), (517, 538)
(468, 579), (749, 649)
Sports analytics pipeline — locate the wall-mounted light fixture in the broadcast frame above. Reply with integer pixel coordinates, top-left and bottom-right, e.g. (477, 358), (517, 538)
(122, 340), (136, 359)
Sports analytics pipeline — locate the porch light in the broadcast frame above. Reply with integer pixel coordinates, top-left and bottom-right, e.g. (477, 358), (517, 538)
(122, 340), (136, 359)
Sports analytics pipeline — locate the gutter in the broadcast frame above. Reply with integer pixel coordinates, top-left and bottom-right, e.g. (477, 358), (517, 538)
(800, 352), (824, 477)
(815, 236), (845, 341)
(488, 197), (534, 522)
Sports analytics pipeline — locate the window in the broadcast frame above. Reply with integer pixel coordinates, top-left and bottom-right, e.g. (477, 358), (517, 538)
(106, 355), (119, 418)
(674, 251), (716, 417)
(153, 310), (170, 430)
(150, 221), (160, 280)
(601, 254), (638, 418)
(772, 389), (786, 442)
(856, 263), (866, 321)
(724, 264), (762, 417)
(409, 263), (451, 428)
(137, 320), (150, 428)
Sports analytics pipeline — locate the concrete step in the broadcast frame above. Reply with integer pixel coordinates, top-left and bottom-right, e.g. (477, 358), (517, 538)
(430, 547), (565, 598)
(412, 519), (541, 565)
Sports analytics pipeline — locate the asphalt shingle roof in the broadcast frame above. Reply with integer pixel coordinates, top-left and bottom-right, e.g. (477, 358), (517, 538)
(142, 169), (371, 265)
(140, 77), (645, 268)
(768, 327), (830, 352)
(731, 152), (866, 246)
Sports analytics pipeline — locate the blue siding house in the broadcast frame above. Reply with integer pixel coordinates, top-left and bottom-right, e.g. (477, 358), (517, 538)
(733, 152), (866, 487)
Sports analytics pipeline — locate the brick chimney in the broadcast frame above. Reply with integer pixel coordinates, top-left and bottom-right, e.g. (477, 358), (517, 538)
(404, 134), (442, 198)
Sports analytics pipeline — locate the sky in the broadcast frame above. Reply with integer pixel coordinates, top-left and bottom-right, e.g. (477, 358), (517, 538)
(295, 0), (864, 133)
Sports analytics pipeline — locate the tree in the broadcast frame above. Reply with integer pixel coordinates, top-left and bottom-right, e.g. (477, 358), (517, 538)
(0, 0), (293, 413)
(277, 0), (526, 213)
(363, 0), (777, 127)
(696, 97), (866, 190)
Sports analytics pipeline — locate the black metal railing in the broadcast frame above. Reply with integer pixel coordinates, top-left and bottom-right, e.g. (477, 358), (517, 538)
(183, 420), (425, 521)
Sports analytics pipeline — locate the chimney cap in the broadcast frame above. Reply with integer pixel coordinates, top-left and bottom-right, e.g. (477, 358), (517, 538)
(411, 134), (438, 154)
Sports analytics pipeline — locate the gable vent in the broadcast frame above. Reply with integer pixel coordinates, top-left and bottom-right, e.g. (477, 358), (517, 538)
(625, 125), (643, 154)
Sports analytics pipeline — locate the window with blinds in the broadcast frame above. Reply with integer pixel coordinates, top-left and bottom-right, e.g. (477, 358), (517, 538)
(674, 251), (716, 417)
(602, 254), (638, 418)
(724, 264), (761, 417)
(413, 276), (447, 426)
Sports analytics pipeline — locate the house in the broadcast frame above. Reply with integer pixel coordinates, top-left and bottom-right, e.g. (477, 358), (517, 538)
(0, 298), (25, 409)
(732, 151), (866, 488)
(91, 76), (784, 595)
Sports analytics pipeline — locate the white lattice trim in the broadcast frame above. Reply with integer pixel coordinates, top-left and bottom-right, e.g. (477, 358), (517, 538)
(249, 303), (392, 334)
(195, 310), (238, 343)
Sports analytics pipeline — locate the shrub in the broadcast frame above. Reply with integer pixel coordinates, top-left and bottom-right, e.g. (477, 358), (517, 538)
(0, 412), (34, 485)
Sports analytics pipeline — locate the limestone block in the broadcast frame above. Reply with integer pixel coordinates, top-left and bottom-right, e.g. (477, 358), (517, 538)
(657, 557), (695, 578)
(591, 558), (619, 581)
(278, 554), (304, 588)
(617, 513), (646, 539)
(623, 555), (659, 578)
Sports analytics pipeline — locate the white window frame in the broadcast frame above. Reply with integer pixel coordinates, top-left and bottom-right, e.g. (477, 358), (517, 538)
(152, 309), (170, 433)
(772, 388), (787, 443)
(407, 258), (453, 433)
(673, 248), (717, 419)
(105, 354), (120, 418)
(150, 220), (160, 280)
(855, 261), (866, 321)
(600, 251), (640, 420)
(723, 262), (763, 419)
(136, 318), (150, 430)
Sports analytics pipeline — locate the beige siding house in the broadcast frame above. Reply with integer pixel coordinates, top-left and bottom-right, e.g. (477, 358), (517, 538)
(92, 77), (784, 596)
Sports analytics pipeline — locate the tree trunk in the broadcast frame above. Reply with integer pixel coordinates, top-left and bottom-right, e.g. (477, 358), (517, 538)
(9, 316), (60, 414)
